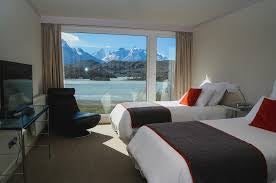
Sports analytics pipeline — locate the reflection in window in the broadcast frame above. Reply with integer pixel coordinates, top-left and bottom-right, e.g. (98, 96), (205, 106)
(156, 37), (176, 101)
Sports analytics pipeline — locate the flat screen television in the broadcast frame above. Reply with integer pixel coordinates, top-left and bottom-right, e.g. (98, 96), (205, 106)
(0, 60), (33, 116)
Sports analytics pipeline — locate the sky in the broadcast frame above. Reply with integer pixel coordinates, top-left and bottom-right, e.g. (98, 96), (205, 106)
(62, 32), (176, 60)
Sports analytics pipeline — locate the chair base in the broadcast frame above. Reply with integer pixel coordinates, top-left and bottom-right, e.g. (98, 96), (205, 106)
(70, 129), (91, 138)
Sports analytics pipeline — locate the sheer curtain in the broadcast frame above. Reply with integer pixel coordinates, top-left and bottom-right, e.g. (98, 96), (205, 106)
(174, 32), (193, 99)
(41, 23), (64, 94)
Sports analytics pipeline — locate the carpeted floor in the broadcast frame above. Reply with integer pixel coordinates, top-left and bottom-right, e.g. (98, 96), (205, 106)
(8, 125), (145, 183)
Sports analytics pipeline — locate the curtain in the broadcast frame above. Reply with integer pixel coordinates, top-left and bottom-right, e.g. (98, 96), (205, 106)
(174, 32), (193, 99)
(41, 23), (64, 94)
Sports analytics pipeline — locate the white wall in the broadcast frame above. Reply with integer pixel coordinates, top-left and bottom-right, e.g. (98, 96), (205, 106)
(192, 0), (276, 103)
(0, 0), (42, 181)
(0, 0), (42, 95)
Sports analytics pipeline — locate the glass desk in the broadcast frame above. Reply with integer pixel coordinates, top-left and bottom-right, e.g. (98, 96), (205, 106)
(223, 103), (253, 118)
(0, 105), (49, 130)
(0, 105), (50, 183)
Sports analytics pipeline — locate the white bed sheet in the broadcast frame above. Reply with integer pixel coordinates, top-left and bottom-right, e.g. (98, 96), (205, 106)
(110, 101), (228, 140)
(127, 117), (276, 183)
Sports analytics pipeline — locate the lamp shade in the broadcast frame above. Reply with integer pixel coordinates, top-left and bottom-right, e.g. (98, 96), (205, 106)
(226, 83), (240, 93)
(270, 80), (276, 98)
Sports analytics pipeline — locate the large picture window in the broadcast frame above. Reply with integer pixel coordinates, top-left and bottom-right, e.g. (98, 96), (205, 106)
(61, 27), (176, 114)
(156, 37), (176, 101)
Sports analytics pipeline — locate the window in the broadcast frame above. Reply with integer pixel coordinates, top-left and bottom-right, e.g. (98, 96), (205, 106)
(156, 37), (176, 101)
(61, 27), (175, 114)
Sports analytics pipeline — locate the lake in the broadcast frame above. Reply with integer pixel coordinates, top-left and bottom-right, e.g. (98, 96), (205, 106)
(65, 79), (171, 113)
(65, 79), (170, 102)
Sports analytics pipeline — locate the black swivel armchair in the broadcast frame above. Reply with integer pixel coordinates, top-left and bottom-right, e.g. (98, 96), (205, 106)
(47, 88), (101, 137)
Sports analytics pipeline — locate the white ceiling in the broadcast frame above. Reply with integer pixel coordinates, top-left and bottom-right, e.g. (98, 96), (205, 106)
(30, 0), (260, 28)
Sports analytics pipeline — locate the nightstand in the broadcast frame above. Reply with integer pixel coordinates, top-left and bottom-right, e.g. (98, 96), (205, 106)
(223, 103), (253, 118)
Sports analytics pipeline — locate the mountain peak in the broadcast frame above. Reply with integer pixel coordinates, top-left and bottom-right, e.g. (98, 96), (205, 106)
(93, 48), (106, 60)
(62, 40), (103, 64)
(62, 39), (169, 64)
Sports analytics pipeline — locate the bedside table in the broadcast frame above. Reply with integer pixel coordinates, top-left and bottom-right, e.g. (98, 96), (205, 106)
(223, 103), (253, 118)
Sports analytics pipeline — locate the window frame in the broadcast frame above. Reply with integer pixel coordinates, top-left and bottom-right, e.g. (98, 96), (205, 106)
(61, 25), (176, 103)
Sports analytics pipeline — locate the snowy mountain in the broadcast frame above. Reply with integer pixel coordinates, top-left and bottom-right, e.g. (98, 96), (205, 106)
(62, 39), (103, 64)
(92, 48), (106, 60)
(62, 39), (168, 64)
(93, 47), (168, 62)
(157, 53), (168, 61)
(122, 48), (147, 62)
(101, 48), (147, 62)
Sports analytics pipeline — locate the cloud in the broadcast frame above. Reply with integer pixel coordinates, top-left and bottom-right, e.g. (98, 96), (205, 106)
(62, 32), (100, 48)
(61, 32), (80, 47)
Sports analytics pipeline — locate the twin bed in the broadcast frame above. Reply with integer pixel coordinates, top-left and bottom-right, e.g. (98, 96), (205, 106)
(127, 117), (276, 183)
(110, 82), (276, 183)
(111, 101), (228, 140)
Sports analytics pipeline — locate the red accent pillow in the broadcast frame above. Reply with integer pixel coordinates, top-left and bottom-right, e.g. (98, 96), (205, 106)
(179, 88), (202, 106)
(250, 98), (276, 132)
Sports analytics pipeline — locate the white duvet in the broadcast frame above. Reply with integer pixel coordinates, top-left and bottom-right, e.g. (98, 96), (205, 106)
(128, 117), (276, 183)
(110, 101), (228, 140)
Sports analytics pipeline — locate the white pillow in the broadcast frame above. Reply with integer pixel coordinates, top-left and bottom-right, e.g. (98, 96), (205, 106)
(200, 82), (213, 91)
(245, 96), (265, 122)
(195, 88), (215, 107)
(270, 80), (276, 99)
(202, 82), (227, 106)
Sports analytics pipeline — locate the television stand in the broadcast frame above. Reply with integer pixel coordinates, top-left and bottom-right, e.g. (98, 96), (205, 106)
(0, 105), (50, 183)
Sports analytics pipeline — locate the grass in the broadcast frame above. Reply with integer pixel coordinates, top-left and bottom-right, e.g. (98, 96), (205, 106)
(77, 103), (117, 114)
(77, 91), (170, 114)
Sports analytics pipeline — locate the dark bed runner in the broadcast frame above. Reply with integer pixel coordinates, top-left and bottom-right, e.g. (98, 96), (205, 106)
(122, 102), (171, 128)
(147, 121), (267, 183)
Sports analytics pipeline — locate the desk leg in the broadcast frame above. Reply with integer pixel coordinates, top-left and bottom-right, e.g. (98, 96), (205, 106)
(21, 130), (27, 183)
(47, 109), (51, 160)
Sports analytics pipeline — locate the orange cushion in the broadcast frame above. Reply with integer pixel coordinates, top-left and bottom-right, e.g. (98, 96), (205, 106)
(179, 88), (202, 106)
(250, 98), (276, 132)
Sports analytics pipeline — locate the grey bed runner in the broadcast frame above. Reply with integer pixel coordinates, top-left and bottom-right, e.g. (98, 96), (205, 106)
(121, 102), (172, 128)
(146, 121), (267, 183)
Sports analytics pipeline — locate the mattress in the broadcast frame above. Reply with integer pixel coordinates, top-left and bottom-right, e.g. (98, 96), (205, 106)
(110, 101), (228, 140)
(127, 117), (276, 183)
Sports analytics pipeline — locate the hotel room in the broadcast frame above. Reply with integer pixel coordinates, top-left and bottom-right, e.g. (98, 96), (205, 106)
(0, 0), (275, 182)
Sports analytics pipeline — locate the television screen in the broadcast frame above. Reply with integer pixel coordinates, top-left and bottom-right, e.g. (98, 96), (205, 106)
(0, 60), (33, 114)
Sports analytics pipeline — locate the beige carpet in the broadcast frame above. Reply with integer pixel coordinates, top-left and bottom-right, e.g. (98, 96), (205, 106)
(8, 125), (145, 183)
